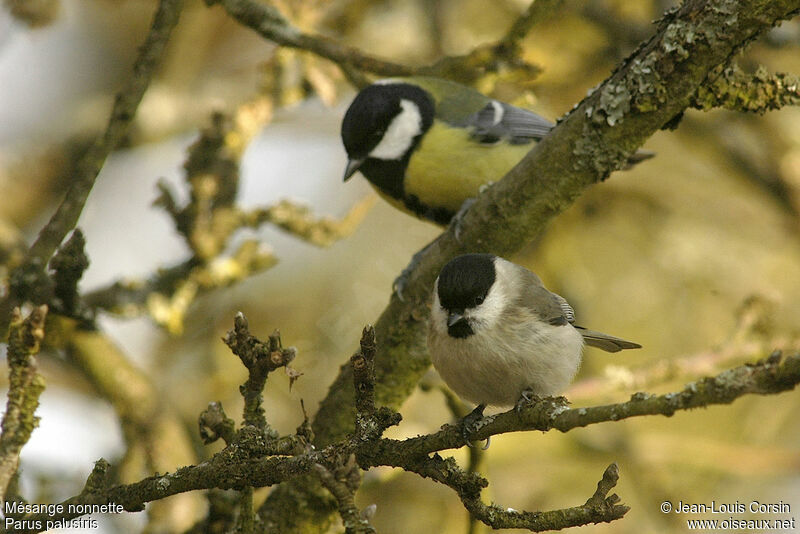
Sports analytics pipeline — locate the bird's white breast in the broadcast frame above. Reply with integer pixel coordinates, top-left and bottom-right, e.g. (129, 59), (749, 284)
(429, 283), (584, 407)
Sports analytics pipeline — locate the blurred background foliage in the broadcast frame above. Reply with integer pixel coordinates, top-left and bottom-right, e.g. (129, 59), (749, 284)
(1, 0), (799, 532)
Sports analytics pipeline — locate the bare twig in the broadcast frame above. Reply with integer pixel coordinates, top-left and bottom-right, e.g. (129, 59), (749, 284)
(207, 0), (414, 77)
(26, 0), (183, 269)
(498, 0), (565, 54)
(81, 196), (373, 331)
(208, 0), (543, 85)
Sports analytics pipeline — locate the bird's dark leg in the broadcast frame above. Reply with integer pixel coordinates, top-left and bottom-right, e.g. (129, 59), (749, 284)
(392, 240), (435, 301)
(450, 197), (477, 243)
(461, 403), (490, 449)
(515, 390), (571, 419)
(515, 388), (540, 414)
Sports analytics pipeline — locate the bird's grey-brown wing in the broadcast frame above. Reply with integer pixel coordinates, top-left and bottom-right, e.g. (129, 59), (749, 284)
(514, 267), (572, 326)
(465, 100), (553, 145)
(516, 266), (642, 352)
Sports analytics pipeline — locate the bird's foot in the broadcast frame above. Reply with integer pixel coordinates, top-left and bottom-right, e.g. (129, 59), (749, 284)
(460, 403), (490, 449)
(393, 242), (434, 301)
(450, 197), (477, 243)
(515, 390), (570, 417)
(515, 389), (541, 415)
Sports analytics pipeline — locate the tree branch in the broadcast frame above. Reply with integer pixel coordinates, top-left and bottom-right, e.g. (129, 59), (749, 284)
(692, 63), (800, 113)
(359, 352), (800, 459)
(498, 0), (564, 54)
(261, 1), (800, 529)
(0, 306), (47, 501)
(16, 349), (798, 533)
(207, 0), (543, 85)
(311, 0), (800, 455)
(206, 0), (414, 78)
(0, 0), (184, 335)
(223, 313), (297, 431)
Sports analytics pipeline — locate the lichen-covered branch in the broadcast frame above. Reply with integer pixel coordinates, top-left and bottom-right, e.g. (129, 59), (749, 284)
(314, 455), (375, 534)
(223, 313), (297, 430)
(11, 345), (800, 533)
(259, 2), (800, 528)
(359, 352), (800, 459)
(693, 63), (800, 113)
(239, 196), (375, 248)
(310, 0), (800, 456)
(0, 306), (47, 501)
(400, 457), (626, 532)
(351, 326), (402, 444)
(198, 402), (237, 446)
(50, 317), (204, 532)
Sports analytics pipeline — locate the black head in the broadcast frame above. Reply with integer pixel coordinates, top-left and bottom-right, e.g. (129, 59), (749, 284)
(341, 82), (435, 161)
(436, 254), (497, 338)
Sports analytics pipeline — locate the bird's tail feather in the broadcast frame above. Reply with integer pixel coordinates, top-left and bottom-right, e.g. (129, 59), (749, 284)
(623, 150), (655, 169)
(575, 326), (641, 353)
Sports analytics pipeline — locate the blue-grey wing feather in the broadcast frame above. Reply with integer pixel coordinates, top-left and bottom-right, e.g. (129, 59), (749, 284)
(467, 101), (553, 145)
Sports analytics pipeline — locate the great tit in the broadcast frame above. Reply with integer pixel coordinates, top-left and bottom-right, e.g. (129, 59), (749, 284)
(428, 253), (640, 409)
(341, 76), (652, 225)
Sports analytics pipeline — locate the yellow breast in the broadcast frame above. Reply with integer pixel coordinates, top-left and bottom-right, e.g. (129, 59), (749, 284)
(404, 121), (533, 214)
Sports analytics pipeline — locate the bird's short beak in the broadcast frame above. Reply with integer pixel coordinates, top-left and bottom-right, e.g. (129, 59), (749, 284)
(343, 158), (364, 182)
(447, 311), (465, 327)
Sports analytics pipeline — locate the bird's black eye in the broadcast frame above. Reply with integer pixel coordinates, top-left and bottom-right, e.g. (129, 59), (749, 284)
(473, 296), (484, 306)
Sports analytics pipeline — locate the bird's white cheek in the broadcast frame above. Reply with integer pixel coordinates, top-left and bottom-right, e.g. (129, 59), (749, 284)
(429, 293), (449, 335)
(368, 99), (422, 160)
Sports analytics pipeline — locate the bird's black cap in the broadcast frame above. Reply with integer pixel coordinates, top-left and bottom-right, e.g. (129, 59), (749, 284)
(340, 82), (434, 160)
(437, 254), (496, 312)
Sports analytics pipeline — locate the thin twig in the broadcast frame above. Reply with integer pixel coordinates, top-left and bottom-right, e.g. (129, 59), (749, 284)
(498, 0), (565, 54)
(0, 0), (185, 334)
(208, 0), (413, 77)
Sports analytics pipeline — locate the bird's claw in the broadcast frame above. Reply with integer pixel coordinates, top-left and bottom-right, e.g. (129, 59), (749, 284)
(393, 241), (436, 301)
(515, 391), (570, 418)
(515, 389), (540, 415)
(460, 403), (490, 449)
(451, 197), (477, 243)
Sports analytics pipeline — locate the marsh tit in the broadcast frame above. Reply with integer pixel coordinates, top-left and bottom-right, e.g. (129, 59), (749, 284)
(428, 254), (641, 409)
(341, 76), (653, 226)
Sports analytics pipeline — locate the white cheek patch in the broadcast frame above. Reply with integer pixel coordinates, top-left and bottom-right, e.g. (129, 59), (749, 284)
(430, 281), (449, 335)
(465, 263), (509, 331)
(368, 99), (422, 160)
(490, 100), (504, 126)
